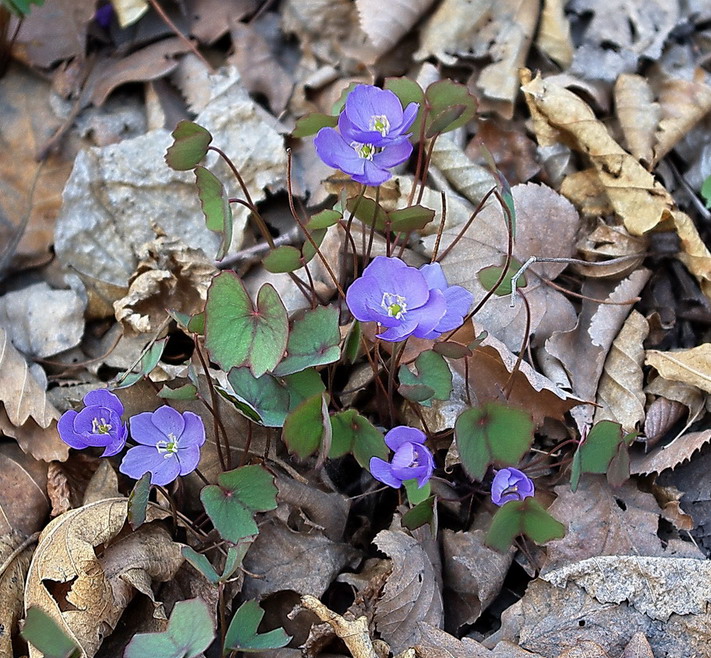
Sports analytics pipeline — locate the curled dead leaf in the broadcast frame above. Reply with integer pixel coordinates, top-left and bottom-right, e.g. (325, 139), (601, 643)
(356, 0), (435, 58)
(630, 430), (711, 476)
(645, 344), (711, 395)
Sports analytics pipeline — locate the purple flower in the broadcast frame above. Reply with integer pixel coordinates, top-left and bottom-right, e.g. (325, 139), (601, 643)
(94, 4), (114, 29)
(346, 256), (473, 342)
(120, 406), (205, 486)
(491, 468), (535, 506)
(314, 84), (418, 186)
(57, 389), (128, 457)
(370, 426), (434, 489)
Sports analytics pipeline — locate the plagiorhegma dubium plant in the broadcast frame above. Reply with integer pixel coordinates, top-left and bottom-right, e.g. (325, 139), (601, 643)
(47, 79), (640, 656)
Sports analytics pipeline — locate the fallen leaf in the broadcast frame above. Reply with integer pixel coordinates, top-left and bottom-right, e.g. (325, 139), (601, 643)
(593, 310), (649, 431)
(24, 498), (182, 658)
(630, 430), (711, 476)
(573, 220), (647, 279)
(0, 442), (49, 535)
(373, 528), (444, 654)
(555, 640), (609, 658)
(620, 632), (655, 658)
(645, 344), (711, 394)
(414, 623), (494, 657)
(190, 0), (257, 44)
(0, 531), (35, 658)
(536, 0), (573, 68)
(614, 74), (660, 166)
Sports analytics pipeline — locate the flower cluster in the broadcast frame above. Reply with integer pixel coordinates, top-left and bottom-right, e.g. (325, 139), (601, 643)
(314, 85), (418, 186)
(346, 256), (473, 342)
(58, 391), (205, 486)
(370, 426), (434, 489)
(491, 468), (535, 506)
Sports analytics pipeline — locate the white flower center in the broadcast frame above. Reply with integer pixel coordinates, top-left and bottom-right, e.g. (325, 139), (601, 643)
(369, 114), (390, 136)
(92, 417), (112, 434)
(351, 141), (376, 160)
(157, 433), (180, 459)
(381, 292), (407, 319)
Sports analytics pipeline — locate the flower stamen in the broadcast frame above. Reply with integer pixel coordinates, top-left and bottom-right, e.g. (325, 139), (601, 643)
(369, 114), (390, 136)
(92, 417), (112, 434)
(381, 292), (407, 319)
(157, 432), (180, 458)
(351, 141), (376, 160)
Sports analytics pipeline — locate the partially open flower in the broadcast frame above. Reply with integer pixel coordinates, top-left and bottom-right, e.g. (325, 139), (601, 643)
(346, 256), (472, 342)
(120, 406), (205, 486)
(370, 426), (434, 489)
(491, 468), (535, 506)
(57, 389), (128, 457)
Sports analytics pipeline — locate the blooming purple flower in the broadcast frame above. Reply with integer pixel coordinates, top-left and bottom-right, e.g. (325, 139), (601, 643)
(57, 389), (128, 457)
(94, 4), (114, 29)
(120, 406), (206, 486)
(314, 84), (418, 186)
(370, 426), (434, 489)
(346, 256), (473, 342)
(491, 468), (535, 506)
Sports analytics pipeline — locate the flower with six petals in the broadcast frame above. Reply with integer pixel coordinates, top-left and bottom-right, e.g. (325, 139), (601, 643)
(370, 426), (434, 489)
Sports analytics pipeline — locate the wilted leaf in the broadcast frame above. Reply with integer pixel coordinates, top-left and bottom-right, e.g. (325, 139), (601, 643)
(536, 0), (573, 68)
(645, 345), (711, 395)
(224, 600), (291, 653)
(0, 442), (49, 535)
(355, 0), (435, 58)
(1, 531), (36, 657)
(631, 430), (711, 477)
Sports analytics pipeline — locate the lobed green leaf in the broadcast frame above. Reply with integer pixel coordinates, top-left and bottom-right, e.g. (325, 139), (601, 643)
(165, 120), (212, 171)
(223, 600), (291, 654)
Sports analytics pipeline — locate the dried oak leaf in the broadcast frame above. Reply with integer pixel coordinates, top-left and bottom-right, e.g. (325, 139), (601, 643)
(0, 442), (49, 536)
(645, 344), (711, 395)
(24, 498), (182, 658)
(630, 430), (711, 476)
(0, 531), (35, 658)
(414, 623), (493, 657)
(0, 327), (66, 462)
(372, 529), (443, 655)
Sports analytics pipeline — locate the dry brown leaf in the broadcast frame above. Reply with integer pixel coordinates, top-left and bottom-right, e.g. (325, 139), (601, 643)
(0, 531), (35, 658)
(543, 478), (702, 574)
(630, 430), (711, 476)
(373, 529), (443, 654)
(356, 0), (435, 57)
(667, 211), (711, 299)
(543, 556), (711, 621)
(573, 220), (647, 279)
(593, 310), (649, 432)
(555, 641), (609, 658)
(0, 442), (49, 536)
(643, 397), (686, 446)
(536, 0), (573, 68)
(545, 269), (651, 429)
(82, 460), (121, 505)
(24, 498), (181, 658)
(414, 623), (493, 657)
(559, 169), (613, 218)
(441, 529), (513, 630)
(620, 632), (655, 658)
(190, 0), (257, 44)
(614, 74), (660, 166)
(645, 344), (711, 394)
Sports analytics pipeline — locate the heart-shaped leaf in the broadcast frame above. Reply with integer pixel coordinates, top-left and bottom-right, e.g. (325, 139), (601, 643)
(224, 600), (291, 654)
(263, 245), (302, 273)
(346, 196), (387, 230)
(182, 544), (249, 585)
(388, 204), (436, 232)
(165, 120), (212, 171)
(398, 350), (452, 407)
(291, 112), (338, 138)
(282, 393), (330, 459)
(124, 599), (215, 658)
(205, 273), (288, 377)
(21, 607), (80, 658)
(485, 498), (566, 552)
(455, 403), (534, 481)
(272, 306), (341, 376)
(201, 465), (278, 543)
(306, 209), (342, 230)
(402, 495), (435, 531)
(195, 166), (233, 260)
(329, 409), (387, 467)
(425, 80), (477, 135)
(477, 257), (526, 296)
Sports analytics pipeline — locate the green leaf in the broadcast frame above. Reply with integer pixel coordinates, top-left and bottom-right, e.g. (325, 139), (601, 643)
(426, 105), (466, 138)
(221, 543), (250, 581)
(283, 368), (327, 409)
(346, 196), (387, 230)
(300, 228), (327, 264)
(282, 393), (330, 459)
(433, 342), (472, 359)
(702, 175), (711, 209)
(403, 478), (431, 505)
(113, 337), (167, 389)
(398, 350), (452, 407)
(425, 80), (477, 134)
(226, 367), (290, 427)
(272, 306), (341, 376)
(21, 607), (80, 658)
(205, 273), (288, 377)
(402, 495), (435, 531)
(3, 0), (44, 17)
(477, 258), (526, 296)
(263, 245), (302, 273)
(485, 498), (566, 552)
(158, 383), (198, 400)
(125, 599), (215, 658)
(224, 600), (291, 654)
(569, 421), (631, 492)
(398, 383), (435, 403)
(291, 112), (338, 138)
(343, 320), (362, 363)
(128, 472), (151, 530)
(201, 465), (278, 543)
(181, 546), (220, 584)
(384, 77), (425, 140)
(195, 166), (233, 260)
(329, 409), (387, 467)
(306, 209), (342, 230)
(165, 121), (212, 171)
(388, 205), (436, 232)
(455, 403), (534, 481)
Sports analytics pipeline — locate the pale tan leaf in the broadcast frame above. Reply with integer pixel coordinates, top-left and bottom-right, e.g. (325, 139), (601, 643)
(643, 397), (686, 446)
(536, 0), (573, 69)
(614, 74), (660, 165)
(0, 443), (49, 536)
(0, 327), (63, 442)
(646, 344), (711, 394)
(25, 498), (180, 658)
(112, 0), (149, 28)
(652, 75), (711, 166)
(630, 430), (711, 476)
(621, 632), (655, 658)
(559, 168), (614, 217)
(0, 531), (35, 658)
(574, 219), (647, 279)
(668, 210), (711, 300)
(594, 310), (649, 432)
(414, 623), (494, 657)
(356, 0), (435, 56)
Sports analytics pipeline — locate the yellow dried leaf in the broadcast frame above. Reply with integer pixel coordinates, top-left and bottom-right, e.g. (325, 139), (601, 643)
(645, 344), (711, 395)
(537, 0), (573, 68)
(614, 74), (660, 165)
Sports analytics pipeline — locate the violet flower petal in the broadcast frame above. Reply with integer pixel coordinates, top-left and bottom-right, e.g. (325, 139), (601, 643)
(179, 412), (206, 447)
(151, 405), (186, 439)
(314, 127), (366, 173)
(346, 276), (400, 326)
(129, 411), (171, 446)
(369, 457), (403, 488)
(352, 161), (391, 186)
(372, 139), (413, 169)
(384, 426), (427, 451)
(177, 445), (202, 476)
(83, 389), (124, 416)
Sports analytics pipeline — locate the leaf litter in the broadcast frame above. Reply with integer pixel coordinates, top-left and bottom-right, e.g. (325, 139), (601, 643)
(1, 1), (710, 656)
